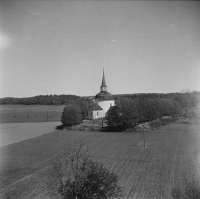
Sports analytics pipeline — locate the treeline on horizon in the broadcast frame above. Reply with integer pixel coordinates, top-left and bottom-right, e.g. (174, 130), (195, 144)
(0, 94), (92, 111)
(0, 92), (200, 105)
(0, 92), (199, 121)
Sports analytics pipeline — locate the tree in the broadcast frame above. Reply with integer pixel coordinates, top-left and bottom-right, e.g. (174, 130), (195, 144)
(190, 92), (199, 118)
(80, 108), (88, 120)
(46, 141), (122, 199)
(120, 98), (139, 129)
(136, 97), (147, 123)
(171, 100), (181, 119)
(106, 105), (123, 128)
(159, 98), (173, 117)
(145, 99), (162, 121)
(106, 98), (139, 130)
(61, 105), (82, 126)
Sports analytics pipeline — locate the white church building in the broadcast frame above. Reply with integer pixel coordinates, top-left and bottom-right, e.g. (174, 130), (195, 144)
(87, 69), (115, 120)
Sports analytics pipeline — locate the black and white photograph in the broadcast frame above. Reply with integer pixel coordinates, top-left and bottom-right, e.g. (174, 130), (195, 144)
(0, 0), (200, 198)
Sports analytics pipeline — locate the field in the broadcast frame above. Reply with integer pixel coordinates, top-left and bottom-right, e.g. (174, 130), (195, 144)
(0, 118), (200, 199)
(0, 105), (65, 123)
(0, 122), (61, 147)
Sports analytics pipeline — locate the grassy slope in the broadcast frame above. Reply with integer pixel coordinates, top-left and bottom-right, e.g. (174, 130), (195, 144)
(0, 120), (200, 199)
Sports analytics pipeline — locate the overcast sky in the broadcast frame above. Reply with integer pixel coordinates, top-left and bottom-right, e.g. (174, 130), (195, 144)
(0, 1), (200, 98)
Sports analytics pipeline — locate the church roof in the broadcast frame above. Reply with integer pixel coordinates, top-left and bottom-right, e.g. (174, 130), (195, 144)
(95, 91), (114, 101)
(101, 69), (107, 87)
(88, 102), (103, 111)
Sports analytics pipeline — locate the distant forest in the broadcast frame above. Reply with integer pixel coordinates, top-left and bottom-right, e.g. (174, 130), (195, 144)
(0, 92), (199, 118)
(0, 95), (91, 110)
(113, 92), (200, 119)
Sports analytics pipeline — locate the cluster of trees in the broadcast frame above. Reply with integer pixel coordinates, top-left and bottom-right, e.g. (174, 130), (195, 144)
(113, 91), (200, 118)
(107, 91), (200, 129)
(60, 91), (200, 128)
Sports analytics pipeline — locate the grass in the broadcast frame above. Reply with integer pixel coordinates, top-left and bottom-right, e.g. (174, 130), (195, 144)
(0, 118), (200, 199)
(0, 105), (65, 123)
(0, 121), (61, 147)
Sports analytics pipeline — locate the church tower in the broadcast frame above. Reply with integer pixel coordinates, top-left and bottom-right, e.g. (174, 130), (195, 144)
(100, 69), (107, 92)
(86, 68), (115, 120)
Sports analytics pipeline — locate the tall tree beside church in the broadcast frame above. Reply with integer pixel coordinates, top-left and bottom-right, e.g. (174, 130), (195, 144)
(106, 98), (139, 129)
(120, 98), (139, 128)
(61, 105), (82, 126)
(106, 105), (123, 127)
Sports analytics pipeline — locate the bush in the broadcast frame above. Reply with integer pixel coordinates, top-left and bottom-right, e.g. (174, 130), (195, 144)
(161, 121), (167, 125)
(46, 141), (122, 199)
(61, 105), (82, 126)
(150, 120), (162, 128)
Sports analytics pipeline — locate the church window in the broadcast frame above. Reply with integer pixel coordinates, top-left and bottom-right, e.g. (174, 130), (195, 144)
(97, 112), (98, 116)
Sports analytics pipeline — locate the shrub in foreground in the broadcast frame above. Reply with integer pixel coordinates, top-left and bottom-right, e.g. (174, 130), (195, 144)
(46, 141), (122, 199)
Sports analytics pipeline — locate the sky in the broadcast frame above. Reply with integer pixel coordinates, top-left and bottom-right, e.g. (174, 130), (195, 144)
(0, 1), (200, 98)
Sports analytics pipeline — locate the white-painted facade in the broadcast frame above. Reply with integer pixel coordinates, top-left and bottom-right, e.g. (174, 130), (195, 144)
(87, 69), (115, 120)
(87, 110), (104, 120)
(95, 100), (115, 118)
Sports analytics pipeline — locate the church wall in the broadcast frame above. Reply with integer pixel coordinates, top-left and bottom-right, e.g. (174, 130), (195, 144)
(93, 110), (104, 119)
(96, 100), (115, 117)
(86, 110), (104, 120)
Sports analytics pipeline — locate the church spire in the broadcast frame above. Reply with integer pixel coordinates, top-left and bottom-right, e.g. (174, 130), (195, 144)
(100, 68), (107, 92)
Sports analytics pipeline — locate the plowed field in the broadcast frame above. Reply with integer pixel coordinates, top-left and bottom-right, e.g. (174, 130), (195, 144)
(0, 119), (200, 199)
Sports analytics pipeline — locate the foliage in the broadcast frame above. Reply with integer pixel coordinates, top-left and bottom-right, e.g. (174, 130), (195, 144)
(46, 141), (122, 199)
(106, 106), (123, 127)
(111, 91), (200, 128)
(120, 98), (139, 128)
(0, 94), (91, 110)
(189, 92), (200, 117)
(81, 108), (88, 120)
(145, 99), (162, 121)
(106, 98), (139, 129)
(150, 120), (162, 128)
(61, 105), (82, 126)
(114, 91), (200, 118)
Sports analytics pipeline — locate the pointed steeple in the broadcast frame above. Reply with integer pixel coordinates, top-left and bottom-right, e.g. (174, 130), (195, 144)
(101, 68), (107, 87)
(100, 68), (107, 92)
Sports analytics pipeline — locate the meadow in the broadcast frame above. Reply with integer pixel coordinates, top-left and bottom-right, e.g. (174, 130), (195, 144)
(0, 121), (61, 147)
(0, 105), (65, 123)
(0, 118), (200, 199)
